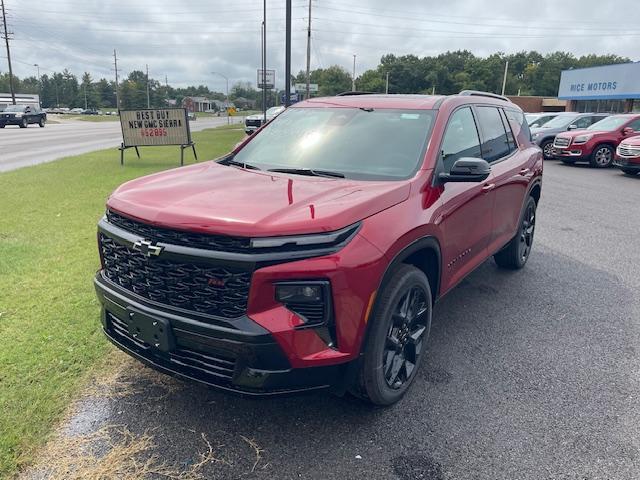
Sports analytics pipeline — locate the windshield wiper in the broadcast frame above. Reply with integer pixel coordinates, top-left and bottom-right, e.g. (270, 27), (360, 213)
(218, 157), (261, 170)
(268, 167), (345, 178)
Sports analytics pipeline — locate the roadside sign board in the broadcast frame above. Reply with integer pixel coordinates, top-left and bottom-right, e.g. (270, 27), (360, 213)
(294, 83), (319, 93)
(119, 108), (191, 147)
(281, 92), (299, 104)
(257, 69), (275, 89)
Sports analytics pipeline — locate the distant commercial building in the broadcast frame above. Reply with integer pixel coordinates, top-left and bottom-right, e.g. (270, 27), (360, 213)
(0, 93), (40, 111)
(182, 96), (216, 112)
(507, 96), (567, 113)
(558, 62), (640, 113)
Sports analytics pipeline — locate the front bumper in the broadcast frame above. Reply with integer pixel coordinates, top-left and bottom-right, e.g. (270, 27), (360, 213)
(553, 144), (589, 161)
(95, 273), (348, 396)
(614, 156), (640, 171)
(0, 117), (22, 126)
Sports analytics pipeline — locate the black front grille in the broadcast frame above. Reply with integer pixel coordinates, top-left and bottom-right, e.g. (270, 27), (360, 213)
(100, 234), (251, 318)
(106, 210), (252, 253)
(107, 313), (236, 382)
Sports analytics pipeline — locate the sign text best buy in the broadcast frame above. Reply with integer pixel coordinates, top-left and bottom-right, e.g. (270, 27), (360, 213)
(120, 108), (191, 147)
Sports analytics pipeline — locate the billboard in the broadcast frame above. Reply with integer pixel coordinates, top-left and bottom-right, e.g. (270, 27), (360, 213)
(558, 62), (640, 100)
(119, 108), (191, 147)
(294, 83), (319, 93)
(257, 69), (275, 89)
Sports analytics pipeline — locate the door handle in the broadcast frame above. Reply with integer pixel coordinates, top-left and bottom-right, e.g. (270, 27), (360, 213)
(481, 183), (495, 193)
(519, 168), (531, 175)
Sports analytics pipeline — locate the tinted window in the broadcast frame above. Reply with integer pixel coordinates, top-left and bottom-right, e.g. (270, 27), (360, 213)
(573, 116), (593, 129)
(505, 109), (530, 144)
(499, 109), (517, 153)
(587, 116), (630, 131)
(440, 107), (481, 173)
(233, 108), (436, 181)
(476, 106), (511, 162)
(627, 119), (640, 132)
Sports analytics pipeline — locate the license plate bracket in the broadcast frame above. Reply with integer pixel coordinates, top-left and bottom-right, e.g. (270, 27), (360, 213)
(126, 309), (175, 352)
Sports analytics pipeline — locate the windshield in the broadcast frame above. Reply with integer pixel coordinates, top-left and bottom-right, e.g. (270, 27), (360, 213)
(538, 114), (575, 129)
(232, 107), (436, 180)
(3, 105), (26, 112)
(587, 115), (630, 131)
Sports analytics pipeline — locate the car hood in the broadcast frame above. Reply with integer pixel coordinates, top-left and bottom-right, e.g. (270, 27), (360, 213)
(107, 162), (411, 237)
(555, 129), (608, 139)
(620, 135), (640, 146)
(530, 126), (563, 135)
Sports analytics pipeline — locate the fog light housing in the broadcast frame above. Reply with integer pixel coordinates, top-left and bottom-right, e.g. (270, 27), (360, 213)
(275, 283), (324, 304)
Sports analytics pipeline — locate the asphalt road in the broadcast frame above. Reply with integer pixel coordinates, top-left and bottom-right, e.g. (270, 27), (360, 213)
(0, 115), (242, 172)
(39, 161), (640, 479)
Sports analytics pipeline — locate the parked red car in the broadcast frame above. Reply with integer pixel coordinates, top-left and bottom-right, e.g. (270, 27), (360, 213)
(95, 91), (542, 405)
(553, 114), (640, 168)
(615, 135), (640, 175)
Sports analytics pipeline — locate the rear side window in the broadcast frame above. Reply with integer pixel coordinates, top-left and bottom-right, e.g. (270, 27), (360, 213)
(476, 106), (511, 162)
(505, 109), (530, 145)
(440, 107), (482, 173)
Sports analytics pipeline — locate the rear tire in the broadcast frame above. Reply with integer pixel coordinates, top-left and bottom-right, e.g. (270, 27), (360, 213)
(351, 265), (432, 406)
(590, 145), (614, 168)
(621, 168), (639, 176)
(38, 117), (45, 127)
(494, 196), (537, 270)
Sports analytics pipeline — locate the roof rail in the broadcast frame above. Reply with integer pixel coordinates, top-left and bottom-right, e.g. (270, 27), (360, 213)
(458, 90), (511, 102)
(336, 91), (377, 96)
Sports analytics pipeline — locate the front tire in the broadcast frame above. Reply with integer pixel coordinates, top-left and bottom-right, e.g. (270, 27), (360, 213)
(494, 196), (537, 270)
(352, 265), (432, 406)
(541, 140), (555, 160)
(590, 145), (614, 168)
(19, 118), (28, 128)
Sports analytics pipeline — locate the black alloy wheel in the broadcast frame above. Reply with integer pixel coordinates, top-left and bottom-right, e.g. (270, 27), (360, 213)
(352, 264), (432, 406)
(383, 285), (429, 390)
(590, 145), (614, 168)
(519, 199), (536, 263)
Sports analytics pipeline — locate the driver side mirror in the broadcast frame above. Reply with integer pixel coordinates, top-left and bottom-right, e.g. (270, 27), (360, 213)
(622, 127), (635, 136)
(567, 124), (578, 130)
(439, 157), (491, 183)
(531, 123), (540, 128)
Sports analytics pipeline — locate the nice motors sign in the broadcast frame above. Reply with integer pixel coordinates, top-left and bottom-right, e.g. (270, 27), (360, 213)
(558, 62), (640, 100)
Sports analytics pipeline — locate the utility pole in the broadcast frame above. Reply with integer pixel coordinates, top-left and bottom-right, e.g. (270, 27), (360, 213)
(352, 54), (356, 91)
(305, 0), (312, 99)
(83, 84), (87, 109)
(501, 60), (509, 96)
(212, 72), (229, 125)
(285, 0), (291, 107)
(385, 71), (389, 94)
(261, 0), (267, 122)
(113, 49), (120, 111)
(145, 63), (150, 108)
(1, 0), (16, 104)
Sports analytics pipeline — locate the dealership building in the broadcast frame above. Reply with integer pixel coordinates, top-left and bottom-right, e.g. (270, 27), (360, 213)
(558, 62), (640, 113)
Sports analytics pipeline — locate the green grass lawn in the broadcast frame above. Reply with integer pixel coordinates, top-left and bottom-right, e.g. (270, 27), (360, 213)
(0, 126), (244, 479)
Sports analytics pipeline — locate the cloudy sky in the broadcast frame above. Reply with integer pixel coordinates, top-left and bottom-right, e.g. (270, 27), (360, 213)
(3, 0), (639, 91)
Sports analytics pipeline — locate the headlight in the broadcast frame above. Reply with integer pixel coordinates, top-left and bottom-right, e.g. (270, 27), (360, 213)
(14, 112), (23, 117)
(275, 281), (331, 330)
(572, 134), (593, 145)
(250, 223), (360, 250)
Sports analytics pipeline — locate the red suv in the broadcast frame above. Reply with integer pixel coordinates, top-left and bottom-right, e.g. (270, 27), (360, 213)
(615, 135), (640, 176)
(553, 114), (640, 168)
(95, 91), (542, 405)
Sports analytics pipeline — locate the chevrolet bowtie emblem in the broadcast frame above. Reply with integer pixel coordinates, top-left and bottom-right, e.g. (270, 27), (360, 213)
(132, 239), (164, 257)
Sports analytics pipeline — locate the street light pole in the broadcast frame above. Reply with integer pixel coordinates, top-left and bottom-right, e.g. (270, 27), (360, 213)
(34, 63), (41, 102)
(385, 71), (389, 94)
(212, 72), (230, 125)
(285, 0), (292, 107)
(352, 54), (356, 91)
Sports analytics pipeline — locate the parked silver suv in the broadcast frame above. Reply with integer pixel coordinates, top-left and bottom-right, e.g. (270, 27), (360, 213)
(531, 112), (609, 159)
